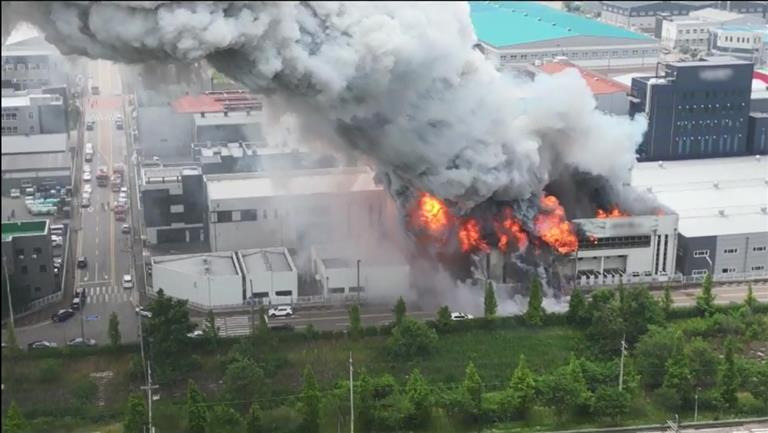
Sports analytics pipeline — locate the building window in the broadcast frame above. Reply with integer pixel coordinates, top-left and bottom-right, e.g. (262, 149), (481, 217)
(263, 210), (268, 220)
(752, 265), (766, 272)
(752, 246), (766, 253)
(21, 265), (28, 275)
(34, 286), (41, 292)
(693, 250), (709, 257)
(275, 290), (292, 297)
(217, 211), (232, 223)
(241, 209), (259, 221)
(329, 287), (345, 294)
(39, 264), (47, 273)
(722, 248), (738, 254)
(32, 247), (42, 255)
(28, 111), (33, 119)
(721, 267), (737, 274)
(691, 269), (708, 276)
(15, 248), (24, 256)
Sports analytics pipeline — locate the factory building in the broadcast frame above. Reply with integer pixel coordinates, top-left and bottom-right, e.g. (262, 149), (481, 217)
(658, 8), (765, 52)
(471, 2), (660, 71)
(1, 133), (71, 195)
(192, 111), (264, 144)
(139, 165), (207, 245)
(311, 244), (411, 301)
(1, 91), (66, 136)
(1, 220), (57, 306)
(238, 247), (298, 305)
(191, 140), (338, 175)
(151, 251), (243, 308)
(630, 57), (761, 161)
(631, 156), (768, 278)
(570, 214), (679, 286)
(710, 25), (768, 67)
(533, 60), (631, 115)
(1, 35), (69, 91)
(205, 167), (398, 252)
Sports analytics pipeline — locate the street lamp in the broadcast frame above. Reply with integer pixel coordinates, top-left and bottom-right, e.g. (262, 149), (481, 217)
(694, 386), (700, 422)
(356, 259), (361, 301)
(2, 255), (15, 328)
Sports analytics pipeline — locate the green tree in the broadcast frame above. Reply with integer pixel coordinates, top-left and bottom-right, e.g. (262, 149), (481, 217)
(204, 309), (220, 341)
(635, 327), (680, 389)
(245, 403), (263, 433)
(187, 380), (209, 433)
(744, 361), (768, 409)
(508, 354), (536, 416)
(2, 401), (27, 433)
(108, 311), (121, 346)
(462, 361), (483, 418)
(586, 295), (625, 358)
(123, 394), (146, 433)
(567, 289), (589, 327)
(393, 296), (407, 327)
(436, 305), (452, 331)
(621, 286), (663, 346)
(719, 337), (739, 410)
(591, 387), (630, 422)
(660, 348), (693, 409)
(541, 358), (591, 420)
(348, 303), (362, 339)
(206, 405), (243, 433)
(525, 277), (544, 325)
(223, 356), (266, 402)
(661, 284), (674, 318)
(685, 338), (719, 389)
(146, 289), (196, 380)
(387, 318), (438, 360)
(300, 367), (321, 433)
(484, 280), (497, 319)
(744, 283), (758, 312)
(405, 368), (431, 429)
(696, 273), (715, 317)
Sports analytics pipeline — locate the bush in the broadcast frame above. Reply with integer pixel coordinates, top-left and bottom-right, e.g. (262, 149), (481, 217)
(70, 378), (98, 404)
(37, 359), (63, 383)
(261, 406), (302, 433)
(387, 319), (438, 360)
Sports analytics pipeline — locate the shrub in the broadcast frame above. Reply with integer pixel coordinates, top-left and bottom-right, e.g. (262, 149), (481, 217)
(71, 378), (98, 404)
(387, 319), (438, 360)
(37, 359), (63, 383)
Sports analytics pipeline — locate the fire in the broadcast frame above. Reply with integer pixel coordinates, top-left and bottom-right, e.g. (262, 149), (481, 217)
(495, 208), (528, 252)
(412, 192), (451, 236)
(534, 195), (578, 254)
(458, 218), (490, 253)
(596, 206), (629, 219)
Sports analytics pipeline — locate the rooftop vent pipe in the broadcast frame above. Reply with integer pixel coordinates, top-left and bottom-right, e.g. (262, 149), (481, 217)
(718, 209), (726, 216)
(761, 206), (767, 214)
(713, 181), (719, 188)
(658, 161), (664, 168)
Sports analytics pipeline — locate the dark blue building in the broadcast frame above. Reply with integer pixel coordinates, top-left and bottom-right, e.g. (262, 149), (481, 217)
(630, 57), (759, 161)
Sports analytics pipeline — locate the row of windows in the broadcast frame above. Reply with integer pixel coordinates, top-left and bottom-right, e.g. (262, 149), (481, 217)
(680, 89), (750, 100)
(214, 209), (281, 223)
(676, 135), (743, 155)
(693, 246), (766, 257)
(18, 264), (48, 275)
(1, 63), (50, 72)
(1, 112), (18, 121)
(723, 35), (762, 45)
(15, 247), (44, 256)
(499, 49), (655, 63)
(250, 290), (294, 298)
(1, 126), (20, 134)
(691, 266), (763, 275)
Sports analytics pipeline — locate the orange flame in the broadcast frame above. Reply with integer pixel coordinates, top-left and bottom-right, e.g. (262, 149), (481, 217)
(495, 208), (528, 252)
(596, 206), (630, 219)
(458, 218), (490, 253)
(534, 195), (578, 254)
(412, 192), (451, 236)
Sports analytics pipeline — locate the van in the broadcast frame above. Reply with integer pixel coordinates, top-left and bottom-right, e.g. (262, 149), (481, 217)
(50, 224), (65, 235)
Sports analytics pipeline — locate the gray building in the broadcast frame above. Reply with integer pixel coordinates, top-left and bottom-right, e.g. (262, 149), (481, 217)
(630, 57), (759, 161)
(1, 220), (57, 307)
(631, 156), (768, 278)
(140, 165), (207, 245)
(1, 36), (69, 91)
(1, 133), (72, 194)
(601, 1), (716, 34)
(193, 111), (264, 144)
(136, 106), (194, 159)
(747, 112), (768, 154)
(1, 91), (67, 136)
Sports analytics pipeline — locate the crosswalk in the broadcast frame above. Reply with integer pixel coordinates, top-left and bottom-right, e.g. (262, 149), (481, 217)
(215, 316), (253, 337)
(83, 285), (131, 304)
(87, 113), (120, 121)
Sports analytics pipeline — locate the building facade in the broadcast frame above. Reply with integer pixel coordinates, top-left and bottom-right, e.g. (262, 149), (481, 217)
(139, 166), (207, 245)
(1, 220), (57, 305)
(151, 252), (243, 307)
(710, 26), (768, 67)
(1, 36), (69, 91)
(630, 57), (755, 161)
(1, 92), (66, 136)
(601, 1), (715, 33)
(1, 133), (72, 195)
(238, 247), (298, 305)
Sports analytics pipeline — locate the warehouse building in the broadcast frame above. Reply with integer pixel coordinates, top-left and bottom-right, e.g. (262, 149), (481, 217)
(534, 60), (630, 114)
(191, 140), (336, 175)
(629, 57), (760, 161)
(710, 25), (768, 67)
(1, 133), (72, 195)
(151, 251), (243, 308)
(205, 166), (398, 252)
(631, 156), (768, 278)
(238, 247), (298, 305)
(1, 91), (66, 136)
(470, 2), (660, 70)
(1, 35), (69, 91)
(139, 165), (206, 245)
(1, 220), (57, 307)
(658, 8), (764, 52)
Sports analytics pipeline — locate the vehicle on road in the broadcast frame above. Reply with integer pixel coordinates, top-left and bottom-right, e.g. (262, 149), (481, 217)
(77, 256), (88, 268)
(71, 296), (84, 311)
(187, 330), (205, 338)
(81, 194), (91, 208)
(121, 224), (131, 234)
(67, 337), (96, 347)
(83, 183), (92, 194)
(84, 143), (94, 162)
(113, 163), (125, 176)
(75, 287), (88, 300)
(53, 256), (63, 267)
(83, 171), (92, 182)
(120, 186), (128, 194)
(50, 224), (64, 236)
(450, 312), (474, 321)
(51, 235), (63, 247)
(122, 274), (133, 289)
(111, 173), (123, 192)
(135, 306), (152, 318)
(51, 309), (75, 323)
(268, 306), (294, 318)
(84, 163), (92, 173)
(96, 166), (109, 187)
(118, 192), (128, 202)
(86, 120), (95, 131)
(9, 188), (20, 198)
(28, 340), (58, 349)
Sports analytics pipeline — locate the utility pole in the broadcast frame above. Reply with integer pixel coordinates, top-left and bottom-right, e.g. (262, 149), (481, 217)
(80, 309), (85, 340)
(2, 256), (15, 328)
(694, 386), (700, 422)
(141, 361), (159, 433)
(349, 352), (354, 433)
(619, 334), (627, 391)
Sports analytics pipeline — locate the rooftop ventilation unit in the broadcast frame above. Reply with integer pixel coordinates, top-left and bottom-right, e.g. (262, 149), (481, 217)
(713, 181), (719, 189)
(760, 206), (767, 214)
(718, 209), (726, 216)
(658, 161), (664, 168)
(646, 186), (653, 193)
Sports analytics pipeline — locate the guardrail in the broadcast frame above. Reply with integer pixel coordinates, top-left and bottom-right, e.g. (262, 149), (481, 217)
(2, 290), (65, 324)
(145, 290), (369, 313)
(575, 271), (768, 288)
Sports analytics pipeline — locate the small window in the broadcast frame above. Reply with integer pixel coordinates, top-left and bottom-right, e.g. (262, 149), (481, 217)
(33, 247), (42, 255)
(752, 246), (766, 253)
(34, 286), (41, 292)
(39, 264), (47, 273)
(275, 290), (293, 297)
(721, 267), (737, 274)
(28, 111), (34, 119)
(15, 248), (24, 256)
(723, 248), (738, 254)
(752, 265), (766, 271)
(691, 269), (708, 276)
(21, 265), (28, 275)
(693, 250), (709, 257)
(329, 287), (345, 294)
(217, 211), (232, 223)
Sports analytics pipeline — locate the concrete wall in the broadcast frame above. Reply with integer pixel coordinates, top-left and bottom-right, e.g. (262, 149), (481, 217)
(714, 232), (768, 274)
(677, 234), (718, 276)
(596, 92), (630, 115)
(244, 269), (297, 304)
(1, 231), (56, 302)
(152, 265), (243, 306)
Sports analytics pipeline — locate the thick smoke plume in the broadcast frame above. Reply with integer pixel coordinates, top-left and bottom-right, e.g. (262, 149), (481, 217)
(2, 1), (647, 214)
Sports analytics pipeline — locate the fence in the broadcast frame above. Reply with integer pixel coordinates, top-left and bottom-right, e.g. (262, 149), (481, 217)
(574, 270), (768, 289)
(4, 290), (64, 323)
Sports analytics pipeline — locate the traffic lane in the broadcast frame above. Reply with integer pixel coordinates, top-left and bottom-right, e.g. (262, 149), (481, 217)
(652, 282), (768, 307)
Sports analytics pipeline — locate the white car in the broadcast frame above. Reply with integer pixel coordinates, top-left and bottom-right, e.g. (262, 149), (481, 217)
(120, 187), (128, 194)
(135, 306), (152, 318)
(450, 312), (474, 321)
(268, 305), (294, 318)
(9, 188), (21, 198)
(83, 164), (92, 172)
(83, 184), (92, 194)
(83, 171), (92, 182)
(67, 337), (97, 347)
(187, 330), (205, 338)
(29, 340), (58, 349)
(122, 274), (133, 289)
(51, 235), (63, 247)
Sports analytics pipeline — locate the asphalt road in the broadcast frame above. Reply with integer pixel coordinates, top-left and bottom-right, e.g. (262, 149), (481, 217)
(639, 423), (768, 433)
(655, 281), (768, 307)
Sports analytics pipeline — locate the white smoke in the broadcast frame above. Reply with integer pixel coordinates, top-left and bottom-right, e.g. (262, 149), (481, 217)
(3, 1), (647, 213)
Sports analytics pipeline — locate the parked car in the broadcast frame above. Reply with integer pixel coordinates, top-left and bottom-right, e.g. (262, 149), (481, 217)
(83, 171), (92, 182)
(186, 330), (205, 338)
(51, 235), (63, 247)
(71, 297), (83, 311)
(67, 337), (97, 347)
(77, 256), (88, 268)
(9, 188), (20, 198)
(450, 312), (474, 321)
(28, 340), (58, 349)
(86, 120), (96, 130)
(83, 183), (92, 194)
(83, 164), (92, 172)
(122, 274), (133, 289)
(121, 224), (131, 234)
(75, 287), (88, 300)
(120, 187), (128, 194)
(135, 306), (152, 318)
(53, 256), (63, 267)
(81, 195), (91, 208)
(52, 309), (75, 322)
(268, 305), (294, 318)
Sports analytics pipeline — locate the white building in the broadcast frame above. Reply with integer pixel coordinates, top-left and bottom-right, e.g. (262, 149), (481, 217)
(193, 111), (264, 144)
(1, 91), (66, 136)
(710, 25), (768, 67)
(571, 214), (679, 286)
(311, 244), (411, 301)
(151, 251), (243, 307)
(659, 8), (764, 51)
(238, 247), (298, 305)
(205, 166), (398, 252)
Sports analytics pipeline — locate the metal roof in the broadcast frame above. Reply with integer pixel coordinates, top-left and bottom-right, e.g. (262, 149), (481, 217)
(1, 133), (68, 154)
(536, 61), (630, 94)
(193, 111), (262, 127)
(470, 1), (651, 48)
(152, 252), (240, 277)
(239, 247), (295, 273)
(2, 220), (48, 242)
(630, 156), (768, 238)
(1, 150), (71, 171)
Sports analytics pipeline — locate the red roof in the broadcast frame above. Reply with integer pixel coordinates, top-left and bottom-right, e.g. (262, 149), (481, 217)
(172, 90), (263, 114)
(754, 70), (768, 86)
(172, 94), (224, 113)
(536, 62), (629, 95)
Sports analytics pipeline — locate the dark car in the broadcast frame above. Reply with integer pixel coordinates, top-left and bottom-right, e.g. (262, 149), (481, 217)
(51, 309), (75, 323)
(86, 120), (95, 131)
(77, 256), (88, 268)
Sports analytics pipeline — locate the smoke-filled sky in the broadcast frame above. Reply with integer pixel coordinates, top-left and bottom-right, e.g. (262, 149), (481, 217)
(3, 1), (647, 212)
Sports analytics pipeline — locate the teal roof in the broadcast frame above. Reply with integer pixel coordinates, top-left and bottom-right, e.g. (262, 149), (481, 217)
(470, 1), (653, 48)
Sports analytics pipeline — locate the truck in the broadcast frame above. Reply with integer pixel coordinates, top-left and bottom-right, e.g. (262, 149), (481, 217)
(84, 143), (94, 162)
(112, 163), (125, 176)
(114, 203), (127, 222)
(110, 173), (123, 192)
(96, 166), (109, 187)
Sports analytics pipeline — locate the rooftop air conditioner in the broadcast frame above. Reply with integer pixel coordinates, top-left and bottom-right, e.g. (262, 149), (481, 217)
(713, 181), (719, 188)
(761, 206), (767, 214)
(658, 161), (664, 168)
(718, 209), (726, 216)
